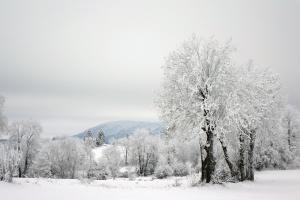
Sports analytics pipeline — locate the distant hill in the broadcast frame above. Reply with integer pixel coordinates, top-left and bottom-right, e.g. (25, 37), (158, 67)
(74, 120), (164, 143)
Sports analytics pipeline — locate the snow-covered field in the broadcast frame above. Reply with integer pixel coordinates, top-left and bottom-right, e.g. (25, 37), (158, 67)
(1, 170), (300, 200)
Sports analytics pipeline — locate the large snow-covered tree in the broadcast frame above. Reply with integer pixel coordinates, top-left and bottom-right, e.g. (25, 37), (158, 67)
(231, 64), (282, 181)
(157, 36), (237, 183)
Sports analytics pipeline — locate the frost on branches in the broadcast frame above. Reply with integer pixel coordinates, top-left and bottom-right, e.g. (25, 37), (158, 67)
(157, 36), (284, 183)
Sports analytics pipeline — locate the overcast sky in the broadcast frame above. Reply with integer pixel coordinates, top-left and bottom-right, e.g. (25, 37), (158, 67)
(0, 0), (299, 137)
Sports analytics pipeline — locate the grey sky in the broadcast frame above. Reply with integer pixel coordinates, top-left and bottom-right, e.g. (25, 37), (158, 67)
(0, 0), (299, 137)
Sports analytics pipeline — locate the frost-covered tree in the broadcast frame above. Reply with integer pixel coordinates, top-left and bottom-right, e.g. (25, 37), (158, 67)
(30, 140), (52, 177)
(0, 143), (19, 182)
(128, 129), (159, 176)
(116, 135), (130, 165)
(9, 120), (42, 177)
(157, 36), (236, 183)
(84, 130), (96, 148)
(101, 145), (122, 179)
(33, 137), (88, 179)
(281, 105), (300, 154)
(231, 64), (282, 181)
(254, 125), (293, 170)
(0, 95), (7, 134)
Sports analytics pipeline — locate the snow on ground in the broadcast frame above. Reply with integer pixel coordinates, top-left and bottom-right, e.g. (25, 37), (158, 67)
(1, 170), (300, 200)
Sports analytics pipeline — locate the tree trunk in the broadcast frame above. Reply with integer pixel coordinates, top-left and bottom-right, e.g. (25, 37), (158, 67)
(219, 138), (237, 179)
(246, 130), (256, 181)
(23, 156), (29, 177)
(201, 127), (216, 183)
(18, 166), (22, 178)
(125, 148), (128, 166)
(238, 132), (246, 181)
(287, 120), (292, 151)
(138, 154), (143, 176)
(199, 136), (204, 182)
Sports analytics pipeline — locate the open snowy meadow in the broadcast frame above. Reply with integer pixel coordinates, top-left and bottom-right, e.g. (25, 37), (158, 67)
(1, 170), (299, 200)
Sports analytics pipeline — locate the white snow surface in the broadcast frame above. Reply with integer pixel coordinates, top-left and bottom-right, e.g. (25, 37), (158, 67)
(92, 144), (111, 161)
(1, 170), (300, 200)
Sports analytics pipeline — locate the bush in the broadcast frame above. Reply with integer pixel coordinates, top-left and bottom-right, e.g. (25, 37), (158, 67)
(118, 171), (129, 178)
(87, 163), (109, 180)
(172, 163), (189, 176)
(188, 173), (200, 187)
(154, 165), (173, 179)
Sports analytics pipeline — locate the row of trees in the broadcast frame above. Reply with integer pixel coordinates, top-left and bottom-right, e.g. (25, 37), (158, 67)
(157, 36), (300, 183)
(0, 99), (299, 183)
(83, 129), (105, 148)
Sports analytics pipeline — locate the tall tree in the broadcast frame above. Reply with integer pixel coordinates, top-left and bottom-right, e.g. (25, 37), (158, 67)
(157, 36), (236, 183)
(232, 64), (282, 181)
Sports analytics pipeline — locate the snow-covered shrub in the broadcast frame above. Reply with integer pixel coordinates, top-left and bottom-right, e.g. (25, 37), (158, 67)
(254, 127), (294, 171)
(118, 171), (129, 178)
(289, 156), (300, 169)
(188, 173), (200, 187)
(87, 162), (109, 180)
(172, 163), (189, 176)
(255, 144), (294, 170)
(118, 166), (137, 179)
(172, 178), (181, 187)
(154, 164), (173, 179)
